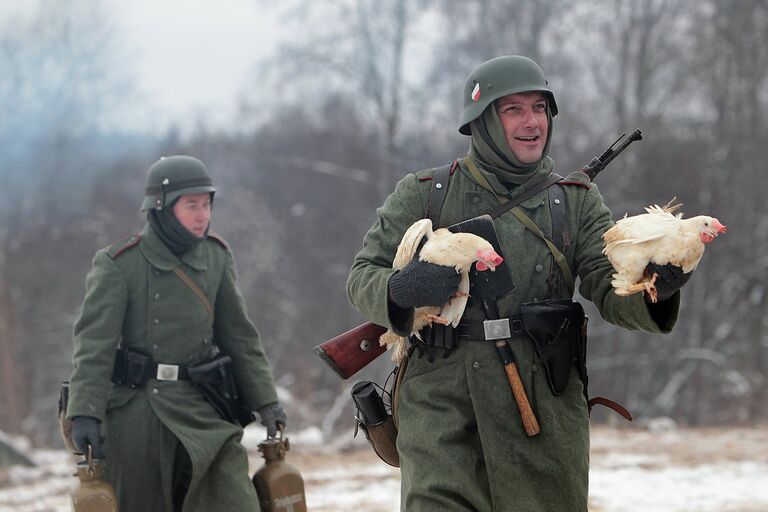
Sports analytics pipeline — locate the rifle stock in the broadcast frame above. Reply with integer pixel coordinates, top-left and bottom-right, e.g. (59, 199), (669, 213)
(314, 322), (388, 379)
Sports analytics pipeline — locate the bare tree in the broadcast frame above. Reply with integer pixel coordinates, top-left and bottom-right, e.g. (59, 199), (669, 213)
(250, 0), (432, 199)
(0, 0), (136, 440)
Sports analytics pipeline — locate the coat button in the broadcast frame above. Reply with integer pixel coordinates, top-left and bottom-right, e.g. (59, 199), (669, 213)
(535, 264), (544, 272)
(152, 388), (159, 394)
(154, 270), (160, 277)
(472, 361), (480, 370)
(532, 364), (538, 372)
(153, 318), (160, 324)
(554, 198), (561, 205)
(154, 293), (160, 300)
(202, 338), (209, 345)
(472, 196), (481, 204)
(153, 344), (159, 350)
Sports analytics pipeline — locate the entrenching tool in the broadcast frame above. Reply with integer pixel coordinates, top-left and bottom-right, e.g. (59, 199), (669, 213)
(449, 215), (541, 436)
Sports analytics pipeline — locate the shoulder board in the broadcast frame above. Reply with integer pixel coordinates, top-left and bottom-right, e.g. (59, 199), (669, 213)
(207, 231), (229, 249)
(559, 170), (592, 189)
(417, 160), (459, 182)
(107, 233), (141, 259)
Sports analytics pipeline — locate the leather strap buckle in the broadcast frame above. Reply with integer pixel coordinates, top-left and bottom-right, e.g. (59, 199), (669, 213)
(483, 319), (511, 340)
(482, 318), (523, 340)
(156, 363), (180, 381)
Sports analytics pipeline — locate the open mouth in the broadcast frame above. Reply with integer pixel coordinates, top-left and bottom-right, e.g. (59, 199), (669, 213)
(516, 135), (540, 143)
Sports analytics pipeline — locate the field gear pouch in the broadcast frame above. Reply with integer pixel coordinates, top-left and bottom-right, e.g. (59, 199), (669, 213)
(187, 354), (254, 426)
(350, 356), (407, 468)
(520, 300), (586, 396)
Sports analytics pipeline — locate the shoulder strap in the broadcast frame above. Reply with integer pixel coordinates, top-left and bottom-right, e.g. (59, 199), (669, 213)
(487, 173), (564, 219)
(462, 158), (574, 291)
(108, 233), (141, 259)
(462, 157), (564, 218)
(546, 183), (572, 297)
(172, 267), (214, 319)
(427, 162), (454, 226)
(508, 207), (575, 292)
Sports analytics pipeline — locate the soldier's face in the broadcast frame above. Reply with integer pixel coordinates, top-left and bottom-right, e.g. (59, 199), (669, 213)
(496, 92), (549, 164)
(173, 193), (212, 238)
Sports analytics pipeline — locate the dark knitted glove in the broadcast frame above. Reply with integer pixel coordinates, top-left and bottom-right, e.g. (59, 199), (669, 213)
(256, 403), (287, 438)
(71, 416), (105, 459)
(646, 263), (691, 302)
(388, 259), (461, 309)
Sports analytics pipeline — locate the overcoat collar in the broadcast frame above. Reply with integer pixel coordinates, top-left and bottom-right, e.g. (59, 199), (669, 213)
(139, 223), (208, 271)
(459, 160), (551, 209)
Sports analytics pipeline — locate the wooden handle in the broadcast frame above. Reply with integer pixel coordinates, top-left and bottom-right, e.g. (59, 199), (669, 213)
(503, 362), (541, 437)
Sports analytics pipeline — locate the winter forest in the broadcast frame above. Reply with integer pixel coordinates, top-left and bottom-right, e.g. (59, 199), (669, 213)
(0, 0), (766, 453)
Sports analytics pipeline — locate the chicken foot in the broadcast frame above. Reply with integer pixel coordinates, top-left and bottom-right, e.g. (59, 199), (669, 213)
(624, 272), (659, 302)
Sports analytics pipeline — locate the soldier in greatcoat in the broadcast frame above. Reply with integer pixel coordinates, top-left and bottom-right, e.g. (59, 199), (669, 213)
(67, 155), (286, 511)
(346, 56), (692, 510)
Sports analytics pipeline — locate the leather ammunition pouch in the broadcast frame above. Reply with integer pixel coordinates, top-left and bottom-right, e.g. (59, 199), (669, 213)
(409, 323), (457, 361)
(187, 354), (254, 426)
(520, 300), (586, 396)
(111, 348), (155, 388)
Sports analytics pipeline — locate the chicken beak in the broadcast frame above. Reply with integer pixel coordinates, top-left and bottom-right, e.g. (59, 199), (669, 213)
(713, 219), (727, 234)
(475, 250), (504, 272)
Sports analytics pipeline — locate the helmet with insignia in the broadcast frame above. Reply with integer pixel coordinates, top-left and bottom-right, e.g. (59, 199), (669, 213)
(140, 155), (216, 211)
(459, 55), (558, 135)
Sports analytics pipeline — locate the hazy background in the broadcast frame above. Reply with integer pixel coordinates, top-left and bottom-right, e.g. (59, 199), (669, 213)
(0, 0), (765, 448)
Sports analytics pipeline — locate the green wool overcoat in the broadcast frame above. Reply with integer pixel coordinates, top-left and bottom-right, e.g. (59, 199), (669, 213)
(347, 160), (679, 511)
(68, 223), (278, 512)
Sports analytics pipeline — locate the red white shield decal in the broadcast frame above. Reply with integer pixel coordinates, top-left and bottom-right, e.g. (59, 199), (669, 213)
(471, 83), (481, 102)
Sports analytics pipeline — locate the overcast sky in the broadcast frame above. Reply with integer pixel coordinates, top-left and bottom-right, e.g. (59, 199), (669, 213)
(117, 0), (279, 133)
(0, 0), (279, 134)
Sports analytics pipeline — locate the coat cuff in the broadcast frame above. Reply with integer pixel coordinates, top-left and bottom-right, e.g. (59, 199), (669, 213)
(386, 273), (414, 336)
(644, 289), (680, 333)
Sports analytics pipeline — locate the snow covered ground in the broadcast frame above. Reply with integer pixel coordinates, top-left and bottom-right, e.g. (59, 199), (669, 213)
(1, 424), (767, 511)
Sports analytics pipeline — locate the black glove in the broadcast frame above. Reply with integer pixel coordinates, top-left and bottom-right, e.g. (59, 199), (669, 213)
(388, 259), (461, 309)
(70, 416), (105, 459)
(646, 263), (691, 302)
(256, 403), (287, 438)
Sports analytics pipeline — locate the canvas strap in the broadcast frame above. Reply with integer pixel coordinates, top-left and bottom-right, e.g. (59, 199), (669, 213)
(462, 157), (574, 291)
(172, 267), (214, 319)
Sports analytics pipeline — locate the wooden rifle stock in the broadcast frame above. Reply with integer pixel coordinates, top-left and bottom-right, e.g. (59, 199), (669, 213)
(314, 322), (388, 379)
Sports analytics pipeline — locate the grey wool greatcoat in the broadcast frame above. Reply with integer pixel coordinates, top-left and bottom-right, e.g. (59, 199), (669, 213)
(68, 223), (279, 512)
(346, 160), (680, 511)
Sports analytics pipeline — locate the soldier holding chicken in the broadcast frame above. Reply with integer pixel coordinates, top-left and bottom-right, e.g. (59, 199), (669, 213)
(346, 55), (723, 511)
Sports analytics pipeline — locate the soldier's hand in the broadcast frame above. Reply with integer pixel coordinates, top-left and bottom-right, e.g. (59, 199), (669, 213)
(70, 416), (105, 459)
(256, 403), (287, 438)
(388, 259), (461, 309)
(646, 263), (692, 302)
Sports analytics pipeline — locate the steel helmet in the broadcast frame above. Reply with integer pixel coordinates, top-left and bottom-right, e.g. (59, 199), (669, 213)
(140, 155), (216, 211)
(459, 55), (558, 135)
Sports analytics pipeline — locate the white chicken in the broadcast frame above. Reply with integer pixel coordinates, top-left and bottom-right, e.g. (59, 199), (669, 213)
(380, 218), (504, 362)
(602, 200), (727, 302)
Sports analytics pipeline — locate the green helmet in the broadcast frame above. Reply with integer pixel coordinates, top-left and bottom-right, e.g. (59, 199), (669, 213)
(140, 155), (216, 211)
(459, 55), (558, 135)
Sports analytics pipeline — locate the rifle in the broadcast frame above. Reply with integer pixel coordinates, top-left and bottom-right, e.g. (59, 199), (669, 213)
(582, 129), (643, 181)
(315, 129), (644, 379)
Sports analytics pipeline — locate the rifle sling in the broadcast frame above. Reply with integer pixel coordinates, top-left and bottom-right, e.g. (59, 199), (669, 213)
(428, 163), (453, 226)
(461, 158), (574, 291)
(172, 267), (214, 319)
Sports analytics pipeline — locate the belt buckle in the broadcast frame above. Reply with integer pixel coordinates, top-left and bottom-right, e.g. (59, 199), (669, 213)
(156, 363), (179, 381)
(483, 319), (511, 340)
